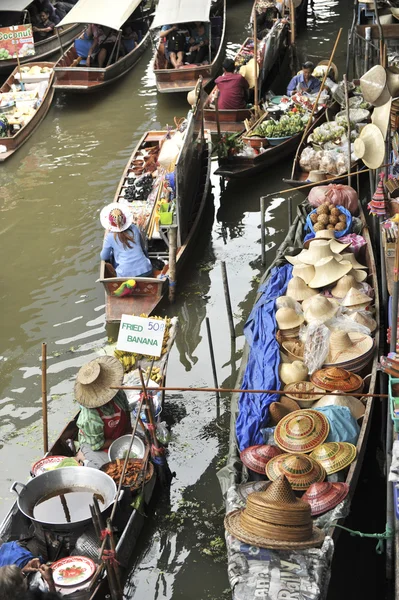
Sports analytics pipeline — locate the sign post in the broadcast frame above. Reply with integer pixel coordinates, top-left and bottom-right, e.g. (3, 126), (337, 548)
(117, 315), (166, 358)
(0, 24), (35, 84)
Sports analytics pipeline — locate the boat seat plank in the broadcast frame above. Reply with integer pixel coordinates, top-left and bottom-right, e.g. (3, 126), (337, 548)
(106, 293), (163, 322)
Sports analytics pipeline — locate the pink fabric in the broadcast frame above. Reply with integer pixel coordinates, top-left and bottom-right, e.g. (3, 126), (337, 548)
(339, 234), (366, 254)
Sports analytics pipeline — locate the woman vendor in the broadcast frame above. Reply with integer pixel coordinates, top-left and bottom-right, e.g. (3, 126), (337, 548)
(100, 203), (153, 278)
(75, 356), (132, 468)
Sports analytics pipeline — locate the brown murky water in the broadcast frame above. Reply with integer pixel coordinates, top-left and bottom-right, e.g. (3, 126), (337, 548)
(0, 1), (385, 599)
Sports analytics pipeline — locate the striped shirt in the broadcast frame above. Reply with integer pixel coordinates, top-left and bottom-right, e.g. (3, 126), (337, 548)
(77, 391), (130, 451)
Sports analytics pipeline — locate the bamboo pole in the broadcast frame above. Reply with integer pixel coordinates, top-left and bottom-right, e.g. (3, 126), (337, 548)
(215, 91), (221, 136)
(205, 317), (220, 403)
(343, 74), (352, 187)
(260, 196), (266, 266)
(390, 236), (399, 353)
(221, 262), (235, 341)
(252, 6), (259, 114)
(289, 0), (296, 45)
(290, 28), (343, 179)
(168, 225), (177, 303)
(41, 342), (48, 454)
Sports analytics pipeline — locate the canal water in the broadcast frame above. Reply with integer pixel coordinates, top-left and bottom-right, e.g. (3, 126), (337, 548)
(0, 0), (387, 598)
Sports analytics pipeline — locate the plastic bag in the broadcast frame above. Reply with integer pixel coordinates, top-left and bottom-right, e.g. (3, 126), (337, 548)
(158, 133), (182, 169)
(299, 146), (322, 171)
(308, 184), (359, 215)
(303, 322), (330, 374)
(306, 204), (352, 238)
(328, 315), (371, 335)
(156, 421), (170, 445)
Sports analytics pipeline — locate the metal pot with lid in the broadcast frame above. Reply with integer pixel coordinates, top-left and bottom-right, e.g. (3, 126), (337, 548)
(11, 466), (118, 531)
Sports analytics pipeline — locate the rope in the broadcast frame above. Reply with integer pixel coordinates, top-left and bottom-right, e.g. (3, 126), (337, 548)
(334, 523), (394, 554)
(100, 528), (111, 541)
(102, 549), (120, 567)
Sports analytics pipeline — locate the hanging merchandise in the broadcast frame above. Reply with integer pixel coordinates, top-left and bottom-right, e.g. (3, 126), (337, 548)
(368, 172), (389, 217)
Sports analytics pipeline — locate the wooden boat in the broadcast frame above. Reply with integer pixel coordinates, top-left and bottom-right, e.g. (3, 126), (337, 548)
(218, 196), (379, 598)
(53, 0), (154, 92)
(98, 81), (212, 323)
(152, 0), (226, 93)
(215, 101), (339, 179)
(0, 62), (55, 162)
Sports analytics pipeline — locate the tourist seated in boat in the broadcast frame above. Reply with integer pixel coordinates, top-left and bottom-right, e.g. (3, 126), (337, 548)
(75, 357), (132, 469)
(122, 24), (139, 53)
(85, 25), (119, 68)
(186, 22), (209, 65)
(215, 58), (249, 110)
(32, 10), (55, 40)
(161, 24), (188, 68)
(287, 61), (322, 96)
(100, 204), (153, 278)
(0, 550), (56, 594)
(34, 0), (60, 25)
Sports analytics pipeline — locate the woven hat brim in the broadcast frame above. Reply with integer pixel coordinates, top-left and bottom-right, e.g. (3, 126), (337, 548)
(305, 483), (350, 516)
(326, 333), (374, 364)
(274, 410), (330, 454)
(266, 455), (326, 490)
(74, 356), (124, 408)
(308, 260), (352, 289)
(310, 443), (357, 475)
(237, 481), (271, 502)
(225, 510), (325, 549)
(100, 202), (133, 233)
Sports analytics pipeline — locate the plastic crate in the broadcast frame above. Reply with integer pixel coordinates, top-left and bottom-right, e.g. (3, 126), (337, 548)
(389, 376), (399, 433)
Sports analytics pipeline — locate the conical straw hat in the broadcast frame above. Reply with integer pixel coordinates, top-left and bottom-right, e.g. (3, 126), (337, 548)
(280, 396), (301, 412)
(386, 65), (399, 98)
(340, 253), (368, 270)
(348, 311), (377, 333)
(302, 482), (349, 516)
(372, 97), (392, 140)
(341, 287), (373, 308)
(74, 356), (124, 408)
(310, 442), (357, 474)
(303, 296), (339, 323)
(240, 444), (283, 474)
(312, 390), (365, 420)
(276, 295), (297, 310)
(292, 263), (315, 285)
(326, 330), (374, 365)
(269, 402), (291, 425)
(286, 276), (318, 302)
(354, 124), (385, 170)
(299, 240), (343, 266)
(304, 230), (350, 252)
(285, 253), (303, 266)
(284, 381), (325, 407)
(360, 65), (390, 106)
(331, 274), (362, 298)
(349, 269), (368, 283)
(280, 361), (308, 385)
(282, 340), (304, 361)
(274, 409), (330, 453)
(311, 367), (363, 393)
(276, 307), (304, 330)
(308, 257), (352, 289)
(266, 453), (326, 490)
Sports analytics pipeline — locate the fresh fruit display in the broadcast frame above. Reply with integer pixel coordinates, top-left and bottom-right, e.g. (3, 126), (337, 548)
(312, 122), (345, 144)
(309, 203), (347, 232)
(253, 113), (309, 139)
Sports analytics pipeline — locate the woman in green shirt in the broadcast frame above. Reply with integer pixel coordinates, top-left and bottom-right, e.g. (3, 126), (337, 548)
(75, 356), (132, 468)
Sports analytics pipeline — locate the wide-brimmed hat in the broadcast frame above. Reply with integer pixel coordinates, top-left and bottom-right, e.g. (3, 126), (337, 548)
(354, 124), (385, 170)
(225, 475), (325, 549)
(326, 330), (374, 365)
(282, 340), (304, 361)
(311, 367), (363, 393)
(239, 57), (258, 89)
(297, 240), (343, 266)
(310, 441), (357, 474)
(280, 395), (301, 412)
(303, 230), (350, 252)
(340, 253), (368, 270)
(302, 481), (349, 516)
(341, 287), (373, 308)
(237, 481), (270, 503)
(284, 381), (325, 407)
(266, 454), (326, 490)
(348, 268), (368, 283)
(240, 444), (283, 474)
(74, 356), (124, 408)
(274, 409), (330, 454)
(292, 263), (315, 285)
(308, 257), (352, 289)
(330, 237), (351, 254)
(276, 295), (298, 310)
(308, 170), (327, 183)
(372, 98), (392, 140)
(331, 274), (362, 298)
(276, 307), (304, 330)
(360, 65), (390, 106)
(279, 361), (308, 385)
(100, 202), (133, 233)
(317, 59), (339, 81)
(348, 310), (377, 333)
(313, 390), (365, 420)
(286, 276), (318, 302)
(303, 295), (339, 323)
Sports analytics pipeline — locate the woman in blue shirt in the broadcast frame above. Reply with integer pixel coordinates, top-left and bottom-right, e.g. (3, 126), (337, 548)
(100, 203), (153, 278)
(287, 61), (321, 96)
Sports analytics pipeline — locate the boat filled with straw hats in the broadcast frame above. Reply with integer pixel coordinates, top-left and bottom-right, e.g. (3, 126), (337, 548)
(219, 188), (379, 599)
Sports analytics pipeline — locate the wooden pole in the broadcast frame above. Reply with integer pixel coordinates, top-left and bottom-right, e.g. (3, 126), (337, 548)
(41, 342), (48, 454)
(290, 28), (343, 179)
(390, 237), (399, 353)
(168, 225), (177, 303)
(205, 317), (220, 403)
(221, 262), (235, 341)
(55, 27), (64, 58)
(214, 92), (221, 136)
(343, 74), (352, 187)
(260, 195), (266, 266)
(289, 0), (296, 45)
(373, 0), (384, 65)
(287, 196), (292, 228)
(252, 6), (259, 114)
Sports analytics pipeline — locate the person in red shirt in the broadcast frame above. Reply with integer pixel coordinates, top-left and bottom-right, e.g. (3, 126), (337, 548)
(215, 58), (249, 110)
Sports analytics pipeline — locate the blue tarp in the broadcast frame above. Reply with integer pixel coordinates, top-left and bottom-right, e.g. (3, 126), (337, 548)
(236, 264), (293, 451)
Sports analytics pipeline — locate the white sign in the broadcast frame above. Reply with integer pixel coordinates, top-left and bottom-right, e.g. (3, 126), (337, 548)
(117, 315), (166, 357)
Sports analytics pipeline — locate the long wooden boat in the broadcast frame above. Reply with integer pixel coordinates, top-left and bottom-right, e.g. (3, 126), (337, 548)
(152, 0), (226, 93)
(215, 100), (339, 179)
(0, 62), (55, 162)
(218, 196), (379, 598)
(98, 82), (212, 323)
(53, 0), (155, 93)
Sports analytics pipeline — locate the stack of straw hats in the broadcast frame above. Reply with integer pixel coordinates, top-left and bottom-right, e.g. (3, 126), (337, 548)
(311, 367), (364, 393)
(283, 381), (325, 408)
(324, 330), (374, 372)
(310, 441), (357, 474)
(302, 481), (349, 516)
(225, 475), (325, 549)
(303, 295), (339, 323)
(276, 307), (304, 339)
(279, 360), (308, 385)
(266, 453), (326, 490)
(341, 287), (373, 311)
(303, 229), (351, 253)
(240, 444), (283, 474)
(313, 390), (365, 420)
(331, 274), (362, 298)
(274, 409), (330, 453)
(285, 276), (318, 302)
(286, 239), (343, 267)
(308, 256), (352, 289)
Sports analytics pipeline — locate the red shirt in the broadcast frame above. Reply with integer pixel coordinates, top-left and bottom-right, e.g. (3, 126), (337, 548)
(215, 72), (249, 109)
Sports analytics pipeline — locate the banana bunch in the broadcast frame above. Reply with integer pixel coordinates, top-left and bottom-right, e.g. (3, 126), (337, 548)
(144, 366), (162, 383)
(114, 348), (136, 373)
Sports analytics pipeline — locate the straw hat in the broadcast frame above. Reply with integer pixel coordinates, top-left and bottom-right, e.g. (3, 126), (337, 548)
(386, 65), (399, 98)
(313, 390), (365, 420)
(74, 356), (124, 408)
(359, 65), (390, 106)
(372, 98), (392, 140)
(276, 307), (304, 330)
(354, 124), (385, 170)
(310, 441), (357, 474)
(237, 481), (270, 503)
(276, 295), (298, 310)
(239, 57), (258, 89)
(284, 381), (325, 407)
(331, 274), (362, 298)
(303, 296), (339, 324)
(298, 240), (343, 266)
(326, 330), (374, 365)
(266, 454), (326, 491)
(240, 444), (283, 474)
(317, 59), (339, 81)
(308, 170), (327, 183)
(311, 367), (363, 393)
(303, 230), (350, 253)
(280, 396), (301, 412)
(348, 269), (367, 283)
(274, 409), (330, 453)
(225, 476), (325, 549)
(100, 202), (133, 233)
(282, 340), (304, 361)
(302, 482), (349, 516)
(330, 238), (351, 254)
(341, 287), (373, 308)
(279, 361), (308, 385)
(285, 253), (303, 266)
(391, 7), (399, 20)
(340, 253), (367, 270)
(285, 276), (318, 302)
(348, 311), (377, 333)
(292, 263), (315, 285)
(308, 257), (352, 289)
(269, 402), (291, 425)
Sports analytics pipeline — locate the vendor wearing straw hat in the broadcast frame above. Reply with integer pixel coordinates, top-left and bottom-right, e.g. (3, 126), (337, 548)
(100, 203), (153, 278)
(75, 357), (132, 469)
(287, 61), (322, 96)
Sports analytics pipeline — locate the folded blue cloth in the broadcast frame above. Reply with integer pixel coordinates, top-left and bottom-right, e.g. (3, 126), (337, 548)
(313, 405), (360, 446)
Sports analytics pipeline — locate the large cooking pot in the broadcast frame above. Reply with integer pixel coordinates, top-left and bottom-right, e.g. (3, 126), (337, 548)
(11, 467), (118, 531)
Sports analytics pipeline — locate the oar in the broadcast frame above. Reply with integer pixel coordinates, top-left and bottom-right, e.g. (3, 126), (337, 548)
(41, 342), (48, 454)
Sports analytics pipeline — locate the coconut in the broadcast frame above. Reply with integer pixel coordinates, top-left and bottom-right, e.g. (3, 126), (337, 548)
(338, 214), (347, 223)
(314, 222), (326, 231)
(329, 215), (339, 225)
(330, 207), (340, 217)
(316, 205), (329, 215)
(327, 224), (335, 230)
(310, 213), (318, 224)
(317, 213), (329, 225)
(335, 222), (346, 231)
